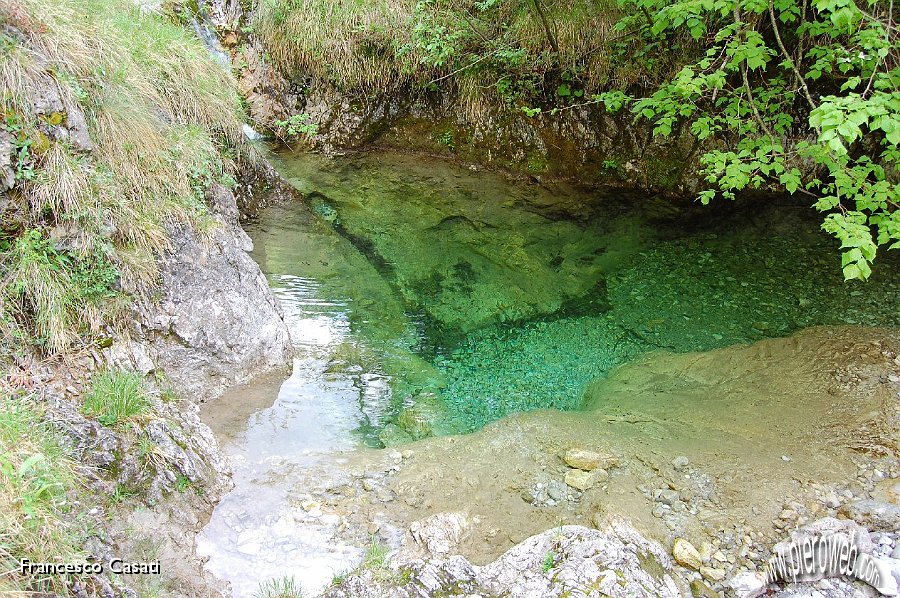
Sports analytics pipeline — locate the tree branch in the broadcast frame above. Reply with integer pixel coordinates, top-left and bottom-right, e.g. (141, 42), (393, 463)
(768, 0), (817, 109)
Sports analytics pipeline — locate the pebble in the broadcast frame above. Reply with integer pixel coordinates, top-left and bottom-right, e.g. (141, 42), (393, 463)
(673, 538), (704, 570)
(672, 456), (690, 471)
(700, 566), (726, 582)
(655, 488), (681, 506)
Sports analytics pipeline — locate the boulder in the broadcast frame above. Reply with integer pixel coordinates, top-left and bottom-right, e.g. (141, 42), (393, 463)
(110, 210), (292, 402)
(325, 520), (681, 598)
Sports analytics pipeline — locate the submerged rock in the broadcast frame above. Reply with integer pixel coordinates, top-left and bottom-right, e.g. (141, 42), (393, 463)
(396, 394), (450, 440)
(378, 423), (415, 447)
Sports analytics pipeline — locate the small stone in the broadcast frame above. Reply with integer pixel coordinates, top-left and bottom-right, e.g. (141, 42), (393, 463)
(564, 469), (606, 491)
(699, 541), (714, 564)
(672, 456), (690, 471)
(691, 579), (720, 598)
(700, 566), (727, 582)
(547, 481), (567, 501)
(673, 538), (704, 570)
(729, 571), (766, 598)
(564, 448), (618, 471)
(656, 488), (681, 506)
(712, 551), (727, 562)
(779, 509), (798, 521)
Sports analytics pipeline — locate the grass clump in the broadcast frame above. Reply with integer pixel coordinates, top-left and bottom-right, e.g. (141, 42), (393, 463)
(81, 369), (149, 427)
(0, 0), (248, 357)
(255, 576), (303, 598)
(0, 397), (87, 595)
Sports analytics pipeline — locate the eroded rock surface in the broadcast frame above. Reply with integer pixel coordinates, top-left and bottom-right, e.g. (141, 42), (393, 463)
(326, 520), (681, 598)
(105, 184), (292, 402)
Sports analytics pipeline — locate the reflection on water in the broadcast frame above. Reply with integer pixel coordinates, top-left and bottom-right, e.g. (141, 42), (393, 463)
(197, 272), (387, 597)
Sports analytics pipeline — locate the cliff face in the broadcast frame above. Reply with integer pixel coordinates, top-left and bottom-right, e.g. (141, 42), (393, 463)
(0, 3), (296, 592)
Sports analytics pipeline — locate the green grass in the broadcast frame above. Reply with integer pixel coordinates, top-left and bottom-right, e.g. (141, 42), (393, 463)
(0, 0), (249, 357)
(0, 397), (86, 594)
(255, 576), (303, 598)
(542, 550), (556, 572)
(82, 369), (149, 427)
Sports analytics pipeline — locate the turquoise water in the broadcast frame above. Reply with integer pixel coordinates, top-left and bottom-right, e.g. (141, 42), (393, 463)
(249, 150), (900, 440)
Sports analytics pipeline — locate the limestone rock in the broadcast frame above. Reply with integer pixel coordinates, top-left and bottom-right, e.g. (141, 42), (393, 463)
(700, 566), (726, 582)
(476, 522), (679, 598)
(672, 455), (690, 471)
(564, 448), (618, 471)
(728, 571), (766, 598)
(325, 520), (680, 598)
(565, 468), (607, 491)
(408, 512), (469, 559)
(378, 423), (414, 447)
(874, 479), (900, 506)
(673, 538), (703, 570)
(119, 214), (292, 402)
(691, 579), (721, 598)
(0, 129), (15, 192)
(841, 499), (900, 532)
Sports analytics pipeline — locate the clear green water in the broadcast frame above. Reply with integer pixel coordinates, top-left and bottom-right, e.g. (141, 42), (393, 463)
(250, 150), (900, 442)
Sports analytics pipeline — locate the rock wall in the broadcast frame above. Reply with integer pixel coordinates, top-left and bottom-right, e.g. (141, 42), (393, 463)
(106, 182), (293, 403)
(233, 38), (701, 198)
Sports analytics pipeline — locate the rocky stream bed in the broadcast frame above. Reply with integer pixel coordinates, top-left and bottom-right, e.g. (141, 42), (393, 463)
(182, 149), (900, 598)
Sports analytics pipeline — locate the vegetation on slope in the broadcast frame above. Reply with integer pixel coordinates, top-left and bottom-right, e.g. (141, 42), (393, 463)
(253, 0), (899, 279)
(0, 396), (86, 595)
(0, 1), (246, 592)
(0, 0), (245, 357)
(252, 0), (688, 115)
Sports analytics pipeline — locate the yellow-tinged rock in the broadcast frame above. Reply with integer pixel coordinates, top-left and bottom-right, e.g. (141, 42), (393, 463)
(564, 448), (618, 471)
(673, 538), (703, 570)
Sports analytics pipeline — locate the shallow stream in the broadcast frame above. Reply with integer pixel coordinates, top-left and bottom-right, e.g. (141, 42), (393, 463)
(197, 150), (900, 596)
